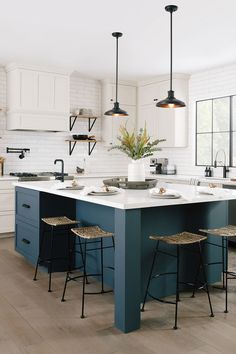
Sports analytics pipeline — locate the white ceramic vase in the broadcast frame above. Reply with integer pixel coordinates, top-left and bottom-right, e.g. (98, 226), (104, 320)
(128, 159), (145, 182)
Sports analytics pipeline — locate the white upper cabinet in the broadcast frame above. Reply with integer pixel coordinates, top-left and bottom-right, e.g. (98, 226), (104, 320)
(101, 81), (137, 146)
(138, 82), (159, 106)
(6, 64), (70, 131)
(138, 75), (189, 147)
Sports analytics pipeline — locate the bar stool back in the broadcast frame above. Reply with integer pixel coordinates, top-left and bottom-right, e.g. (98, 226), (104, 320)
(33, 216), (78, 292)
(141, 231), (214, 329)
(61, 225), (115, 319)
(199, 225), (236, 313)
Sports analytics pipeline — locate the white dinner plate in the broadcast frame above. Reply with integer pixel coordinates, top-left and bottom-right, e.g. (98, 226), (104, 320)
(88, 190), (119, 196)
(151, 193), (181, 199)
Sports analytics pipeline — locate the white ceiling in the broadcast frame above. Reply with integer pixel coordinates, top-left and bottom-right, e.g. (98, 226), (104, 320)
(1, 0), (236, 80)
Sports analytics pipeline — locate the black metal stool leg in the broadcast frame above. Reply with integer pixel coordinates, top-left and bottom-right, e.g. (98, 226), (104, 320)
(173, 245), (180, 330)
(33, 222), (45, 281)
(81, 240), (87, 319)
(48, 226), (54, 292)
(78, 236), (89, 284)
(224, 237), (229, 313)
(141, 241), (160, 312)
(198, 242), (214, 317)
(61, 229), (74, 302)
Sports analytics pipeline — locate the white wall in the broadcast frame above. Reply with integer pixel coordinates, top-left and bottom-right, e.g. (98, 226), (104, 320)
(1, 63), (236, 177)
(0, 69), (128, 175)
(147, 62), (236, 177)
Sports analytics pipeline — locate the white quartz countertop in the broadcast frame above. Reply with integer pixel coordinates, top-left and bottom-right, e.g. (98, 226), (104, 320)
(0, 176), (19, 181)
(13, 179), (236, 210)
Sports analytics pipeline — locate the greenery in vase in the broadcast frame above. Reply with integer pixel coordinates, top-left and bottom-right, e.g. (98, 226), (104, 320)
(108, 125), (166, 160)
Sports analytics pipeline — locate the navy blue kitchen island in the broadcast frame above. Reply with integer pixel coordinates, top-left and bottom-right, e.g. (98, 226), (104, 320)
(14, 180), (236, 333)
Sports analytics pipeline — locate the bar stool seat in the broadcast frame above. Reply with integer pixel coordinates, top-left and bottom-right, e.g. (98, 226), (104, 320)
(33, 216), (78, 292)
(142, 231), (214, 329)
(42, 216), (78, 227)
(200, 225), (236, 237)
(71, 226), (113, 239)
(199, 225), (236, 313)
(150, 232), (206, 245)
(61, 225), (115, 319)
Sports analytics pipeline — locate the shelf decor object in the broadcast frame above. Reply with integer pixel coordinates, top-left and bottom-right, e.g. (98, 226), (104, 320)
(156, 5), (186, 108)
(104, 32), (128, 117)
(108, 125), (165, 182)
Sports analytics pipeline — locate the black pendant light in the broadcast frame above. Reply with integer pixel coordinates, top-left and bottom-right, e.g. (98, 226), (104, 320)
(156, 5), (186, 108)
(105, 32), (128, 116)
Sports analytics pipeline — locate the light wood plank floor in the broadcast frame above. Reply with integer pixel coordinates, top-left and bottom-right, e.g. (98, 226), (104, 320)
(1, 237), (236, 354)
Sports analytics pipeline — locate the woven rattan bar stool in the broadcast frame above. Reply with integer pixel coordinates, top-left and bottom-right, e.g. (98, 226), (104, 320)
(199, 225), (236, 313)
(61, 225), (115, 319)
(141, 232), (214, 330)
(33, 216), (78, 292)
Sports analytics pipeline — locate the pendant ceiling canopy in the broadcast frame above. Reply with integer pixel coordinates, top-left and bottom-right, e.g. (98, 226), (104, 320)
(156, 5), (186, 109)
(104, 32), (128, 117)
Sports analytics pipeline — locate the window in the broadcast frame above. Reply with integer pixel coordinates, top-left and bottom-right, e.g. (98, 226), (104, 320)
(196, 95), (236, 166)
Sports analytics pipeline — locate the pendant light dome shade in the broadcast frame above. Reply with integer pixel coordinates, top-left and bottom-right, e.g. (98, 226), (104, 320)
(104, 102), (128, 116)
(156, 5), (186, 109)
(156, 90), (186, 108)
(105, 32), (128, 117)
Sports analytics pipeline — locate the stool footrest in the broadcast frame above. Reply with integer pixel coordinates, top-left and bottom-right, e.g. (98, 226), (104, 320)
(147, 292), (176, 305)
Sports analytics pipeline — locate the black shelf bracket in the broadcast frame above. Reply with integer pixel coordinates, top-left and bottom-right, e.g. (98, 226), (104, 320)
(88, 141), (97, 156)
(88, 117), (97, 132)
(70, 115), (77, 131)
(68, 141), (77, 156)
(69, 115), (97, 132)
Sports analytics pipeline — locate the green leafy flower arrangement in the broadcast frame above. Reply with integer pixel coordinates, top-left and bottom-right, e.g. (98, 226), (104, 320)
(108, 125), (166, 160)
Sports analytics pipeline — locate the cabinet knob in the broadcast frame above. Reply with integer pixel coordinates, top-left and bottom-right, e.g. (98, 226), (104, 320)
(22, 238), (30, 245)
(110, 99), (113, 102)
(22, 203), (30, 209)
(153, 98), (158, 102)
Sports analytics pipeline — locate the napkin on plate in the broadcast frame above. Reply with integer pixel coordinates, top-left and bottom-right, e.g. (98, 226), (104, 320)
(150, 188), (181, 199)
(80, 186), (119, 196)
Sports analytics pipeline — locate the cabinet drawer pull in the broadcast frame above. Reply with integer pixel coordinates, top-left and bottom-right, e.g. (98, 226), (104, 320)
(153, 98), (158, 102)
(22, 203), (31, 209)
(22, 238), (30, 245)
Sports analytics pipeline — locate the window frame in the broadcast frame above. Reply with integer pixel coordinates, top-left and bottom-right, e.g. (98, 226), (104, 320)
(195, 94), (235, 167)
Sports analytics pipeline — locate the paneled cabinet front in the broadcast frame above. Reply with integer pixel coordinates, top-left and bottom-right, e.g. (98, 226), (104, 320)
(6, 64), (70, 131)
(15, 187), (76, 270)
(138, 77), (189, 147)
(101, 81), (137, 146)
(0, 180), (15, 234)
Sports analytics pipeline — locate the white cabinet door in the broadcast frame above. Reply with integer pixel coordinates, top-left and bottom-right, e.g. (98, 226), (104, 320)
(112, 105), (136, 145)
(111, 84), (136, 105)
(138, 104), (158, 139)
(138, 83), (159, 106)
(0, 183), (15, 234)
(138, 77), (188, 147)
(102, 82), (137, 146)
(38, 73), (54, 110)
(20, 70), (38, 109)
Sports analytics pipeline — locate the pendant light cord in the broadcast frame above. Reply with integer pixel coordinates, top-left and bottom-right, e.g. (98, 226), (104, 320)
(116, 36), (119, 103)
(170, 10), (173, 91)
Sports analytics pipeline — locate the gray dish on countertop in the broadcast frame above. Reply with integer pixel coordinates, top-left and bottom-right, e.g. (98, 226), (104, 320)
(103, 177), (157, 190)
